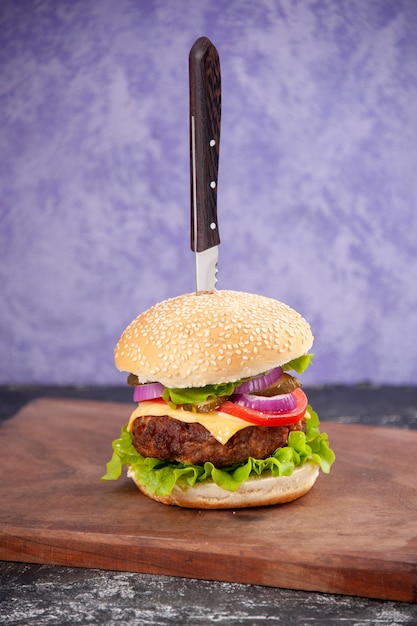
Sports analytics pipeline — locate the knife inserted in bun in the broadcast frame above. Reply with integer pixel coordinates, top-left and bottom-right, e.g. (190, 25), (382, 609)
(190, 36), (221, 292)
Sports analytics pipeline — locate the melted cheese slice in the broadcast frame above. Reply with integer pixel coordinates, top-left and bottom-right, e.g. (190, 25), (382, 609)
(127, 401), (255, 445)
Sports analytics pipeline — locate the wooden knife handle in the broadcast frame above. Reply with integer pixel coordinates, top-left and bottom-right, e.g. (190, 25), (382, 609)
(190, 37), (221, 252)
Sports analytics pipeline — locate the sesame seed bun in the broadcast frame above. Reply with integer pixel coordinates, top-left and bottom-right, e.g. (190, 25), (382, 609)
(127, 463), (320, 509)
(114, 290), (313, 388)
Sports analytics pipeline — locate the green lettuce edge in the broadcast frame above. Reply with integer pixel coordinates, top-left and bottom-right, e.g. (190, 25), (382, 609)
(101, 404), (335, 497)
(282, 353), (314, 374)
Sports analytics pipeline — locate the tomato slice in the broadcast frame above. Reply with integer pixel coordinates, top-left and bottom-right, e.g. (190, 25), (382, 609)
(218, 388), (308, 426)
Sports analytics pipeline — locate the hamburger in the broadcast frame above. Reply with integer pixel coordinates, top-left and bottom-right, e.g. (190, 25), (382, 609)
(102, 290), (335, 508)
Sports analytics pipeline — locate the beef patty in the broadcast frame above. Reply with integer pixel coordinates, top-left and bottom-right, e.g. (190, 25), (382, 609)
(131, 414), (306, 467)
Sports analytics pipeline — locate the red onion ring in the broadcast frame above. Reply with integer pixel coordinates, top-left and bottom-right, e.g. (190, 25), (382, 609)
(133, 382), (164, 402)
(232, 391), (297, 413)
(234, 366), (283, 394)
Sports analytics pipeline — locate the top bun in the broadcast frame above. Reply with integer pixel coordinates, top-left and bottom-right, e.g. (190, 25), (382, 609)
(114, 290), (313, 388)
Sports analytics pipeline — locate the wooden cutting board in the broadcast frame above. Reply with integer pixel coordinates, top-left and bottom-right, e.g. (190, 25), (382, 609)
(0, 398), (416, 602)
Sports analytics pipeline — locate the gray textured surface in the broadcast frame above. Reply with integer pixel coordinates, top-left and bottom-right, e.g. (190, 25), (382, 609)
(1, 562), (416, 626)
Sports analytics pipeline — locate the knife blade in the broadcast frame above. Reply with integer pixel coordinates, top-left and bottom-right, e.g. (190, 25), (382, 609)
(189, 36), (221, 292)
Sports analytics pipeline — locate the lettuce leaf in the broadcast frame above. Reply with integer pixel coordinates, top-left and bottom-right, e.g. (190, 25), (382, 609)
(163, 382), (236, 406)
(102, 404), (335, 497)
(282, 353), (314, 374)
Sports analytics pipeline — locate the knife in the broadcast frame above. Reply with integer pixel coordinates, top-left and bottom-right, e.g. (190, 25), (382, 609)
(189, 36), (221, 292)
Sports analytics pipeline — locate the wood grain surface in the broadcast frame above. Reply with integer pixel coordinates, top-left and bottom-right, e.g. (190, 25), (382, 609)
(0, 398), (416, 602)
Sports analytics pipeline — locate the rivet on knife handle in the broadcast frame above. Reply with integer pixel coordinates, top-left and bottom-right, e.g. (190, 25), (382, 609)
(189, 37), (221, 260)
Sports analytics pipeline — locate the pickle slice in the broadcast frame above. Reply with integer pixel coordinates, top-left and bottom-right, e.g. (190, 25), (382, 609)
(127, 373), (139, 386)
(183, 396), (229, 413)
(253, 373), (302, 397)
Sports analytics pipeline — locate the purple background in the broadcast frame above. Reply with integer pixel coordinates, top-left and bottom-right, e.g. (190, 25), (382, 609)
(1, 0), (417, 386)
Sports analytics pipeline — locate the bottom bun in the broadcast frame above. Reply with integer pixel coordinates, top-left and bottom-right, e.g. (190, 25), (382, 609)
(127, 463), (320, 509)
